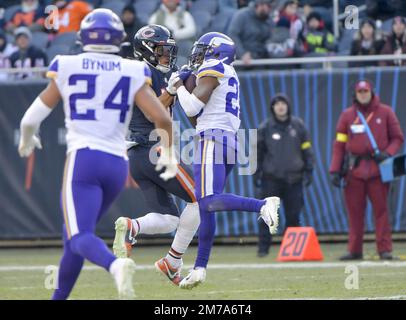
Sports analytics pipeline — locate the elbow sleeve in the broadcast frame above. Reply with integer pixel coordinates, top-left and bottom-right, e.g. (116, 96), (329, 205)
(177, 86), (205, 117)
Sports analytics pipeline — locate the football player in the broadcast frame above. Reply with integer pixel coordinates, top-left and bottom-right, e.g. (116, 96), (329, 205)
(170, 32), (281, 289)
(112, 24), (200, 286)
(18, 9), (177, 299)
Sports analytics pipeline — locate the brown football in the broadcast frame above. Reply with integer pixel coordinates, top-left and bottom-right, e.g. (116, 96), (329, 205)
(184, 73), (197, 93)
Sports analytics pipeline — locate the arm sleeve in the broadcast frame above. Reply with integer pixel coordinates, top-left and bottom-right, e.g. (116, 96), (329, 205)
(329, 112), (348, 173)
(385, 109), (404, 156)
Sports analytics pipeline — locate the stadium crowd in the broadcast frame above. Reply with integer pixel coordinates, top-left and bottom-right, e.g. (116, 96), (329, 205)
(0, 0), (406, 79)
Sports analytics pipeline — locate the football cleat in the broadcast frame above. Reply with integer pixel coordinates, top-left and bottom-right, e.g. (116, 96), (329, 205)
(179, 267), (206, 290)
(154, 257), (184, 286)
(112, 258), (136, 300)
(113, 217), (137, 258)
(259, 197), (280, 235)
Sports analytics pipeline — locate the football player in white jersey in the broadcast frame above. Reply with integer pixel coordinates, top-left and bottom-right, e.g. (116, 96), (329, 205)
(168, 32), (281, 289)
(17, 9), (177, 299)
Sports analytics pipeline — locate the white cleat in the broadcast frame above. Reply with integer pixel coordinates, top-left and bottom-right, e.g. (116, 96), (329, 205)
(179, 267), (206, 290)
(259, 197), (280, 235)
(113, 258), (136, 300)
(113, 217), (136, 258)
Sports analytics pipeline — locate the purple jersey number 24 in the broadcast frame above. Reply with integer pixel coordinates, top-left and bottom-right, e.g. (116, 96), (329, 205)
(68, 74), (130, 123)
(225, 77), (239, 118)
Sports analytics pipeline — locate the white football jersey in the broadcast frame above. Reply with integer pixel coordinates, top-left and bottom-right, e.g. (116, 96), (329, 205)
(47, 52), (151, 158)
(195, 59), (241, 134)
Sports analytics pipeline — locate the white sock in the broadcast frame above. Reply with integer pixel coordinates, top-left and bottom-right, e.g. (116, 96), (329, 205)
(170, 202), (200, 254)
(135, 212), (179, 235)
(166, 248), (183, 269)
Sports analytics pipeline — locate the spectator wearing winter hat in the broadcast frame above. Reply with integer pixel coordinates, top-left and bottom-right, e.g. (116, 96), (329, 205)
(349, 18), (385, 67)
(9, 26), (48, 79)
(254, 93), (314, 257)
(120, 4), (144, 58)
(380, 16), (406, 66)
(277, 0), (303, 40)
(297, 11), (336, 56)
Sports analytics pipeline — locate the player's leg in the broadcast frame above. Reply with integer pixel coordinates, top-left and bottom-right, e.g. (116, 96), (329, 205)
(52, 225), (84, 300)
(366, 177), (392, 256)
(152, 162), (200, 284)
(62, 149), (135, 299)
(343, 175), (367, 258)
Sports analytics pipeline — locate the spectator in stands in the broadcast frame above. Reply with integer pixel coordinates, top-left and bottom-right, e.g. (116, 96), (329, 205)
(120, 4), (143, 59)
(149, 0), (196, 41)
(254, 93), (313, 257)
(219, 0), (251, 11)
(300, 0), (333, 31)
(228, 0), (274, 65)
(277, 0), (303, 40)
(9, 26), (47, 79)
(349, 18), (385, 67)
(298, 11), (336, 56)
(5, 0), (45, 33)
(366, 0), (406, 22)
(380, 16), (406, 66)
(52, 0), (92, 34)
(0, 31), (16, 81)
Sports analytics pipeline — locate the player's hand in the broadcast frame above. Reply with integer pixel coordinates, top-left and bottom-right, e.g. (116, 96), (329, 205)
(155, 146), (178, 181)
(166, 72), (181, 95)
(18, 135), (42, 157)
(177, 65), (192, 81)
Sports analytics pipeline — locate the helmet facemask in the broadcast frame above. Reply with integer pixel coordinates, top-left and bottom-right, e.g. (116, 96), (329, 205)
(135, 39), (177, 73)
(188, 43), (211, 70)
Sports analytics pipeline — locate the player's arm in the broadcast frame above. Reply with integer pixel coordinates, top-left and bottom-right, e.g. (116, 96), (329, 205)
(134, 83), (177, 180)
(159, 89), (175, 109)
(18, 80), (61, 157)
(175, 76), (219, 117)
(134, 83), (173, 147)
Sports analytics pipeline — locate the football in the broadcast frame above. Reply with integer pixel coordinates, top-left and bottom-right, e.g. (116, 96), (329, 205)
(184, 73), (197, 93)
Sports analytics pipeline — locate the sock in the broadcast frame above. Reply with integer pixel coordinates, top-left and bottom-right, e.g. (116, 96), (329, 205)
(166, 248), (183, 269)
(135, 212), (179, 234)
(199, 194), (266, 213)
(194, 205), (216, 268)
(130, 219), (140, 237)
(70, 232), (116, 271)
(52, 236), (84, 300)
(170, 202), (200, 254)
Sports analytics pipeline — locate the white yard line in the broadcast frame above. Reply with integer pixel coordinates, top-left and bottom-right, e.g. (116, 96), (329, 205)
(1, 261), (406, 272)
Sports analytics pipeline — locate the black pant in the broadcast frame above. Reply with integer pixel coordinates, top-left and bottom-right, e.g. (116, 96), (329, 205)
(257, 178), (304, 254)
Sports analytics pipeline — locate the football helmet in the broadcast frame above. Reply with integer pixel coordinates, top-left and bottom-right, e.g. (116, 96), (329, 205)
(188, 32), (236, 70)
(133, 24), (178, 73)
(78, 8), (126, 54)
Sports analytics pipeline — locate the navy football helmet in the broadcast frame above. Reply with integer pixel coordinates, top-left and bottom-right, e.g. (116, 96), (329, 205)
(133, 24), (178, 73)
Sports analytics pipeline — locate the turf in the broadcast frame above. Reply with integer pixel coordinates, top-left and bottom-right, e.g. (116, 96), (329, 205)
(1, 242), (406, 300)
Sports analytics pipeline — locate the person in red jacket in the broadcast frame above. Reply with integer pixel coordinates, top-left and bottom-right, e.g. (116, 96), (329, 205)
(330, 79), (404, 261)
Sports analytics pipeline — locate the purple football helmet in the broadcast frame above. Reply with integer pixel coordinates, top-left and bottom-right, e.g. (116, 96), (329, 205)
(188, 32), (236, 70)
(78, 8), (126, 53)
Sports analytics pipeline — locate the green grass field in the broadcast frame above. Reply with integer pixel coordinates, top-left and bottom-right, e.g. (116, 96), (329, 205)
(1, 242), (406, 300)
